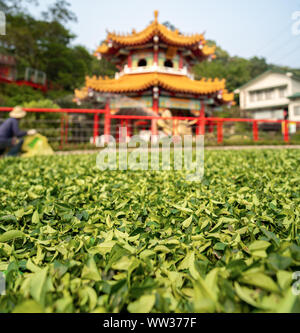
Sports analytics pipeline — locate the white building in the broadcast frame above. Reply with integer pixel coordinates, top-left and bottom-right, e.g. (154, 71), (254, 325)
(235, 70), (300, 121)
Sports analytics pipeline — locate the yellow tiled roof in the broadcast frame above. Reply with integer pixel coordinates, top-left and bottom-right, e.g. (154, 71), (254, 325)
(97, 43), (109, 54)
(95, 11), (215, 57)
(84, 73), (233, 100)
(106, 23), (205, 47)
(74, 86), (88, 100)
(202, 45), (216, 57)
(222, 89), (235, 103)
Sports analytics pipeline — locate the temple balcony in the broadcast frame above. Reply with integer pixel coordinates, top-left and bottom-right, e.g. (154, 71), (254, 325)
(115, 64), (195, 80)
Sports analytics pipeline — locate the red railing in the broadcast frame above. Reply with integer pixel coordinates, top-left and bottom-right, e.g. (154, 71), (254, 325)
(108, 114), (296, 144)
(0, 107), (106, 114)
(0, 77), (48, 92)
(0, 107), (299, 149)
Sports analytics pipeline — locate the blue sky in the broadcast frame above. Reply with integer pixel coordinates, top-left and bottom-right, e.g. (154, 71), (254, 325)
(30, 0), (300, 68)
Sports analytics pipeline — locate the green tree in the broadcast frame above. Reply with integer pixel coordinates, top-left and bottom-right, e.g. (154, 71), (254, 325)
(0, 84), (44, 106)
(90, 57), (117, 78)
(41, 0), (77, 24)
(247, 56), (269, 78)
(0, 0), (95, 93)
(193, 41), (270, 91)
(0, 0), (38, 14)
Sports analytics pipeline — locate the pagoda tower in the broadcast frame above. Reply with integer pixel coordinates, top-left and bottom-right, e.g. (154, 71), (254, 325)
(75, 11), (234, 136)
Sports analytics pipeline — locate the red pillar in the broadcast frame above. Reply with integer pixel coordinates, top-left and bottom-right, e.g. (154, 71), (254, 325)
(284, 120), (289, 143)
(93, 113), (99, 145)
(154, 49), (158, 66)
(198, 101), (205, 135)
(128, 52), (132, 68)
(253, 121), (259, 142)
(217, 121), (223, 143)
(179, 54), (183, 69)
(153, 96), (159, 113)
(104, 101), (111, 142)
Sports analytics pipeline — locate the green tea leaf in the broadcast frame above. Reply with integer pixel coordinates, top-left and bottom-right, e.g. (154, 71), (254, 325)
(32, 210), (40, 224)
(239, 271), (279, 293)
(12, 300), (43, 313)
(81, 255), (101, 281)
(128, 294), (156, 313)
(0, 230), (25, 243)
(182, 215), (193, 228)
(30, 268), (48, 307)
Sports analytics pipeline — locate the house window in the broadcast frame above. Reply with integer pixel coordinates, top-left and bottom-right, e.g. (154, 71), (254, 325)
(278, 86), (287, 98)
(138, 59), (147, 67)
(257, 91), (263, 101)
(295, 105), (300, 116)
(164, 60), (173, 68)
(265, 89), (274, 100)
(254, 110), (272, 119)
(249, 91), (256, 102)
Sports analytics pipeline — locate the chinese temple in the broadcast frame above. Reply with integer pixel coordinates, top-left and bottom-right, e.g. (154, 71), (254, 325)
(75, 11), (234, 136)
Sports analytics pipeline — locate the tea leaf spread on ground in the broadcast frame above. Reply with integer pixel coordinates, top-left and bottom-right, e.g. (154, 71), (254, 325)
(0, 150), (299, 313)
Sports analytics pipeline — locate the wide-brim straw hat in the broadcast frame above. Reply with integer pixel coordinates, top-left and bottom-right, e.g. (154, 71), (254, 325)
(9, 106), (27, 119)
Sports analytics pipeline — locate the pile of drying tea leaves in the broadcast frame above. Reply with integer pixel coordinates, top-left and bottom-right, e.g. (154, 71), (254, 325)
(0, 149), (299, 313)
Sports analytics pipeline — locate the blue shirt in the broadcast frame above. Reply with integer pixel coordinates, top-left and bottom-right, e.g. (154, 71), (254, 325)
(0, 118), (27, 143)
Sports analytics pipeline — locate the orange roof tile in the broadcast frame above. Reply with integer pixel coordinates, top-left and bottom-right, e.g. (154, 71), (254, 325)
(98, 23), (206, 48)
(95, 11), (215, 57)
(74, 86), (88, 100)
(223, 91), (235, 103)
(84, 73), (232, 99)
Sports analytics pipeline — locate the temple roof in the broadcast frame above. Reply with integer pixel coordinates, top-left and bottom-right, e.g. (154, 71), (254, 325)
(75, 73), (234, 103)
(95, 11), (215, 58)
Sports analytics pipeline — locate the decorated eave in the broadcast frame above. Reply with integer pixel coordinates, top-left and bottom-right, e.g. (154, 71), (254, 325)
(75, 73), (234, 105)
(95, 11), (216, 62)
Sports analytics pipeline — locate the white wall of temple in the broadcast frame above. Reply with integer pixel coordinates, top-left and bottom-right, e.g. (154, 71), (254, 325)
(117, 48), (194, 79)
(116, 64), (194, 80)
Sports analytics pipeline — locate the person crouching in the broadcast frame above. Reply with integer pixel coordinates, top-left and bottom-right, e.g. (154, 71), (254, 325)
(0, 106), (36, 157)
